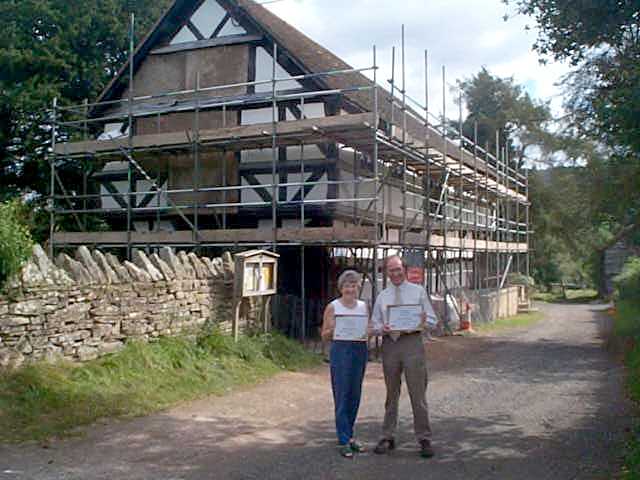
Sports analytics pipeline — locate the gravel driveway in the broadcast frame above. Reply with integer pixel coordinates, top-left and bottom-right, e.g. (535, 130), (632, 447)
(0, 302), (631, 479)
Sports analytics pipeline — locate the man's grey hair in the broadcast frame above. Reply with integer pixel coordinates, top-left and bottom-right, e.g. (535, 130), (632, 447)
(337, 269), (362, 290)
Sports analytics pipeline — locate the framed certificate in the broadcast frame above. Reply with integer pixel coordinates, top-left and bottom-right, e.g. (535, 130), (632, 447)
(333, 314), (368, 342)
(387, 304), (423, 332)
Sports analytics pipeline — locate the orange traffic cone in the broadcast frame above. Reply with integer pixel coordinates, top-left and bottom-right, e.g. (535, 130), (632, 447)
(458, 303), (474, 332)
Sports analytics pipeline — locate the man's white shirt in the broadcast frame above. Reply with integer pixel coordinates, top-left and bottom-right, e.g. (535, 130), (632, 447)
(371, 280), (438, 333)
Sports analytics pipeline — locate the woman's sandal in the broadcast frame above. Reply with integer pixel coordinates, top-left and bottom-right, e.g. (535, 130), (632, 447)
(349, 440), (366, 453)
(339, 444), (354, 458)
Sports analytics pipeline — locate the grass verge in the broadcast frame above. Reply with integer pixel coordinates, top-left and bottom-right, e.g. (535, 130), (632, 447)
(473, 311), (544, 333)
(531, 288), (599, 303)
(615, 300), (640, 479)
(0, 330), (321, 444)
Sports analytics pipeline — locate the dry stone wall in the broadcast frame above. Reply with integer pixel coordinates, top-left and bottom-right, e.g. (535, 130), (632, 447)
(0, 245), (235, 369)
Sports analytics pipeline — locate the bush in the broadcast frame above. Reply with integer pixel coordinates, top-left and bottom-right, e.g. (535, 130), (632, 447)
(614, 256), (640, 302)
(0, 200), (34, 288)
(507, 273), (535, 286)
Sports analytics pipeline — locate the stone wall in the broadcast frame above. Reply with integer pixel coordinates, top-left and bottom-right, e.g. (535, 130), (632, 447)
(0, 245), (236, 369)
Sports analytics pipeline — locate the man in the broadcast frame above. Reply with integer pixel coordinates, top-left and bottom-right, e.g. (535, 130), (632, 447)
(371, 255), (437, 458)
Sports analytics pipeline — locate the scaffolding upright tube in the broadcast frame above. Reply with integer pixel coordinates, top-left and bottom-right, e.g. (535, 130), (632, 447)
(300, 126), (306, 342)
(485, 141), (490, 289)
(505, 144), (510, 314)
(126, 12), (135, 260)
(458, 91), (464, 290)
(473, 121), (478, 289)
(401, 25), (408, 246)
(441, 65), (449, 327)
(424, 49), (431, 293)
(49, 97), (58, 258)
(372, 45), (380, 308)
(194, 72), (201, 247)
(515, 153), (521, 274)
(525, 169), (531, 278)
(271, 43), (278, 251)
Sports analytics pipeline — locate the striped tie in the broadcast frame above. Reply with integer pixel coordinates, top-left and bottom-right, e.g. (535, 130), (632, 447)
(389, 285), (402, 342)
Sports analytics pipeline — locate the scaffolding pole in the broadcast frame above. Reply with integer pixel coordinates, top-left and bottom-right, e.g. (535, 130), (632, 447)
(424, 49), (431, 294)
(372, 44), (380, 313)
(49, 97), (58, 259)
(473, 121), (479, 289)
(526, 168), (530, 278)
(271, 43), (279, 251)
(458, 90), (464, 291)
(194, 72), (201, 249)
(401, 25), (408, 247)
(441, 65), (449, 327)
(126, 11), (135, 260)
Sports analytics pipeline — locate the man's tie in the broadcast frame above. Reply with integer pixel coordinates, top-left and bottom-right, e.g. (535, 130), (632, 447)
(389, 285), (402, 342)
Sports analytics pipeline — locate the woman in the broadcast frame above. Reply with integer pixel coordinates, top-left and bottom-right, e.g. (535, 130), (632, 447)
(321, 269), (370, 458)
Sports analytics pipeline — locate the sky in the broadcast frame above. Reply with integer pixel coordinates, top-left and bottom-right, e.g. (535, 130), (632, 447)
(264, 0), (571, 120)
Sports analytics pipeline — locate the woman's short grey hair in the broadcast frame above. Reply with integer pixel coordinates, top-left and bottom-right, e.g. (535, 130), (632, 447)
(337, 269), (361, 291)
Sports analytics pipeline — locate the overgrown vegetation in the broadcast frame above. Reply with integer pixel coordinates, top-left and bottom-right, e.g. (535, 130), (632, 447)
(0, 200), (34, 288)
(615, 299), (640, 480)
(531, 288), (598, 304)
(609, 257), (640, 478)
(615, 257), (640, 304)
(0, 330), (321, 443)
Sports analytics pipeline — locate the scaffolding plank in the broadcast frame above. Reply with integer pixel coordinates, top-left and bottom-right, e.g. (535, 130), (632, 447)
(54, 112), (375, 156)
(52, 225), (377, 245)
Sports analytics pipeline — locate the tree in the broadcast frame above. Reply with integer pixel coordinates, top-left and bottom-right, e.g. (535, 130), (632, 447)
(510, 0), (640, 245)
(457, 68), (554, 169)
(527, 163), (605, 287)
(0, 0), (172, 200)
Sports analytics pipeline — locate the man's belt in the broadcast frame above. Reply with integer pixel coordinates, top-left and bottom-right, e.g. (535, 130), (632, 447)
(401, 330), (422, 336)
(384, 330), (421, 338)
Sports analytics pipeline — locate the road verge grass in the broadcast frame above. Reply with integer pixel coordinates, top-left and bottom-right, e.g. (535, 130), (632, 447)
(0, 330), (321, 443)
(473, 311), (544, 333)
(615, 300), (640, 479)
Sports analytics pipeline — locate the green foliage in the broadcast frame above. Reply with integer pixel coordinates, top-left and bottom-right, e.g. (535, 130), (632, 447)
(457, 68), (613, 290)
(531, 288), (598, 303)
(507, 273), (534, 286)
(0, 199), (34, 288)
(528, 166), (601, 287)
(0, 331), (322, 443)
(614, 299), (640, 340)
(458, 67), (553, 168)
(0, 0), (172, 199)
(615, 257), (640, 302)
(511, 0), (640, 245)
(510, 1), (638, 64)
(611, 299), (640, 479)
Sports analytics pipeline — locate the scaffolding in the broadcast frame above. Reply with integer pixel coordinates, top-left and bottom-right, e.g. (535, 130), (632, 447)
(49, 19), (531, 338)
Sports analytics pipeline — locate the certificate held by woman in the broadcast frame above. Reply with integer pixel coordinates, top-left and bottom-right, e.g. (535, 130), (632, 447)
(333, 314), (368, 341)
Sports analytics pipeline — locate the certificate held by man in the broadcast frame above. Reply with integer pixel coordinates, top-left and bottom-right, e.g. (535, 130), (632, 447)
(386, 304), (423, 332)
(333, 314), (368, 341)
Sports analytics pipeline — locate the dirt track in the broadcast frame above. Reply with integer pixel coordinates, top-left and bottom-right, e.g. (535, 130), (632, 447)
(0, 302), (632, 479)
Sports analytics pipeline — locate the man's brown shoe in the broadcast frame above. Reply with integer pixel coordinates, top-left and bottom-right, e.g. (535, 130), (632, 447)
(373, 438), (395, 454)
(419, 439), (435, 458)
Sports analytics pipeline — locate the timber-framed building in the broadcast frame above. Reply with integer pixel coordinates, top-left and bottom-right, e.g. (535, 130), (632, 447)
(51, 0), (531, 337)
